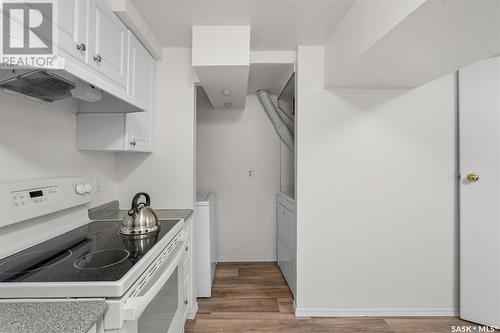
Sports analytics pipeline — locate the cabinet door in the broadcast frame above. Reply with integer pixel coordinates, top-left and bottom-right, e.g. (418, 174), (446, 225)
(57, 0), (89, 62)
(277, 203), (295, 259)
(125, 108), (153, 152)
(76, 114), (125, 151)
(278, 238), (296, 298)
(88, 0), (127, 87)
(127, 31), (154, 109)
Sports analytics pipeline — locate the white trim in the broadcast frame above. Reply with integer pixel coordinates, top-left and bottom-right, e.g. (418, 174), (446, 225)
(250, 51), (296, 64)
(187, 302), (199, 320)
(217, 257), (276, 262)
(0, 298), (105, 303)
(294, 308), (459, 317)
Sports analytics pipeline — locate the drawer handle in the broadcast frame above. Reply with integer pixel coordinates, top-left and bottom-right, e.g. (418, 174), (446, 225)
(184, 300), (188, 305)
(76, 43), (86, 51)
(130, 140), (137, 146)
(93, 54), (102, 63)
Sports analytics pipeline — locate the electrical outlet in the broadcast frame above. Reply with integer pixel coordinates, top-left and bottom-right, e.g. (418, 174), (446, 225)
(248, 169), (255, 178)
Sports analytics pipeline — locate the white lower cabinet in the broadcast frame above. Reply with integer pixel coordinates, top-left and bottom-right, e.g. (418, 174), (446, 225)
(277, 192), (296, 298)
(278, 238), (296, 298)
(183, 217), (198, 323)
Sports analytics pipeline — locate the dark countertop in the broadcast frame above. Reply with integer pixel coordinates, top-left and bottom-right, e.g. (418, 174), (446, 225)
(111, 209), (193, 221)
(0, 300), (107, 333)
(88, 200), (193, 222)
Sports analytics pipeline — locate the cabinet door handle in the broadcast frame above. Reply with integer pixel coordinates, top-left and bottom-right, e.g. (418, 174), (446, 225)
(76, 43), (86, 51)
(130, 140), (136, 146)
(185, 246), (189, 251)
(93, 54), (102, 63)
(184, 300), (189, 305)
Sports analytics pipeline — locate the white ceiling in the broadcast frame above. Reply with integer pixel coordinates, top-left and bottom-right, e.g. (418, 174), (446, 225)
(131, 0), (355, 50)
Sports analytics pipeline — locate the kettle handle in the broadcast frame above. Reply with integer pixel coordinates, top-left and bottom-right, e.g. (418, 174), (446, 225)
(129, 192), (151, 215)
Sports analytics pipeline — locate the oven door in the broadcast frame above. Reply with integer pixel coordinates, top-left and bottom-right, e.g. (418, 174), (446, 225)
(119, 238), (187, 333)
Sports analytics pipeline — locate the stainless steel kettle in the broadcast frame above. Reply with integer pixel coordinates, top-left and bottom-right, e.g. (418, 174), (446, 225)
(120, 192), (160, 236)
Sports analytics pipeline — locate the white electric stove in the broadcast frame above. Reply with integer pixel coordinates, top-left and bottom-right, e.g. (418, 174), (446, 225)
(0, 177), (189, 333)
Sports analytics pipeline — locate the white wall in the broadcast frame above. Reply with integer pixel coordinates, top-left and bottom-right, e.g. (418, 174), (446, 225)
(196, 88), (280, 261)
(0, 93), (116, 207)
(115, 48), (197, 209)
(296, 46), (457, 315)
(1, 47), (198, 213)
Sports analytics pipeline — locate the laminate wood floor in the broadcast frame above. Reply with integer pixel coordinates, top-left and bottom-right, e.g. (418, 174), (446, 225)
(185, 262), (471, 333)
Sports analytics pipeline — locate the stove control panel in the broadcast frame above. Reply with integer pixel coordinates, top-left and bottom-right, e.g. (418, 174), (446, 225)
(11, 186), (60, 208)
(0, 177), (93, 228)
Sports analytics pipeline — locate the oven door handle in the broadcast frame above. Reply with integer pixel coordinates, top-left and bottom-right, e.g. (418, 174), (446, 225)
(122, 238), (186, 321)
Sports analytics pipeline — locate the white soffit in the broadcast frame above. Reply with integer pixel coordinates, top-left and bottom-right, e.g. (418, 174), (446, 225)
(192, 26), (250, 110)
(324, 0), (500, 88)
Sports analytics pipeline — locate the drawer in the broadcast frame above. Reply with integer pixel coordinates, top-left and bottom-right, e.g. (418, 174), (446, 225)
(278, 238), (296, 298)
(277, 203), (295, 258)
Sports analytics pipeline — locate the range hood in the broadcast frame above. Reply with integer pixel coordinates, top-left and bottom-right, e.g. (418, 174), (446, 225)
(0, 68), (100, 102)
(0, 67), (141, 113)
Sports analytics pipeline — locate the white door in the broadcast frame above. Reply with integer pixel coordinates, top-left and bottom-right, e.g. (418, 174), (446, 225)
(57, 0), (89, 62)
(88, 0), (127, 87)
(125, 32), (154, 152)
(459, 57), (500, 328)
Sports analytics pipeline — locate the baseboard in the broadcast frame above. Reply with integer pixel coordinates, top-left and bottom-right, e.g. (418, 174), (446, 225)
(217, 256), (276, 262)
(187, 302), (198, 320)
(294, 307), (459, 317)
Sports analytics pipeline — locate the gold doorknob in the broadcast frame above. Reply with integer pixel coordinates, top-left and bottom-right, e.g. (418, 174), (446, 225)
(466, 173), (479, 182)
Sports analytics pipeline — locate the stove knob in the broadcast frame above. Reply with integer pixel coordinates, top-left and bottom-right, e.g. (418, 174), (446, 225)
(84, 183), (93, 193)
(75, 184), (86, 194)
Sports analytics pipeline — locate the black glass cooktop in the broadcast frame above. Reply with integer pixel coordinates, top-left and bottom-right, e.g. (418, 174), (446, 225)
(0, 220), (179, 283)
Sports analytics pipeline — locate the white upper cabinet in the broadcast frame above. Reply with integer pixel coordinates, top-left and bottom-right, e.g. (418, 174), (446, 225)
(76, 21), (155, 153)
(88, 0), (128, 88)
(127, 32), (154, 110)
(57, 0), (89, 63)
(125, 32), (155, 151)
